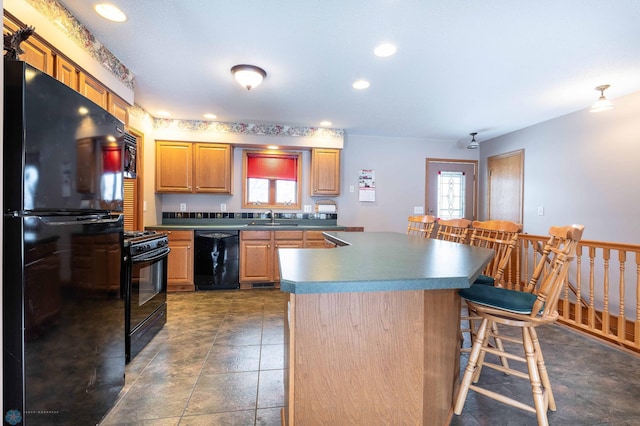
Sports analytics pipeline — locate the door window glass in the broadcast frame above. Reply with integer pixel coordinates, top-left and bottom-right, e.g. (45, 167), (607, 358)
(437, 171), (465, 219)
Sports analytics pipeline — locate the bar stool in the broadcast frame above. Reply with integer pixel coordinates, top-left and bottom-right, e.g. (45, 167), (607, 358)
(406, 215), (436, 238)
(434, 218), (471, 243)
(454, 224), (584, 426)
(462, 220), (522, 357)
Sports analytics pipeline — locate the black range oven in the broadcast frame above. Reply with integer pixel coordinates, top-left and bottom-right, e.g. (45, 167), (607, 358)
(123, 231), (169, 362)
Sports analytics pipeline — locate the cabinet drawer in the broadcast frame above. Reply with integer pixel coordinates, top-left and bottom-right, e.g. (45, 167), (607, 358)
(165, 230), (193, 241)
(242, 230), (271, 240)
(275, 230), (304, 240)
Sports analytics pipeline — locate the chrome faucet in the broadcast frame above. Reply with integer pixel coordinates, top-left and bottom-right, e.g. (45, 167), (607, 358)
(266, 209), (276, 224)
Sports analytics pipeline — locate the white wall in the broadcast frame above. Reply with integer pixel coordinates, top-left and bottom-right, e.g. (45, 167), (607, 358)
(478, 90), (640, 244)
(333, 135), (477, 232)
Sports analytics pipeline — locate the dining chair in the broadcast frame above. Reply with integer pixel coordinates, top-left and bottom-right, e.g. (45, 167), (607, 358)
(434, 218), (471, 243)
(454, 224), (584, 426)
(406, 215), (436, 238)
(461, 220), (522, 357)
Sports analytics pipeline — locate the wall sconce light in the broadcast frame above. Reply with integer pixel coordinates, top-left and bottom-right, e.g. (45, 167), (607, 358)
(590, 84), (614, 112)
(231, 64), (267, 90)
(467, 132), (479, 149)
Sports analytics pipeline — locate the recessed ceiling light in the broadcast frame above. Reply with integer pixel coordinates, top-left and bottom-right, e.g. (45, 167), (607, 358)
(319, 121), (332, 127)
(157, 110), (171, 117)
(204, 113), (217, 119)
(352, 80), (370, 90)
(374, 43), (396, 57)
(94, 3), (127, 22)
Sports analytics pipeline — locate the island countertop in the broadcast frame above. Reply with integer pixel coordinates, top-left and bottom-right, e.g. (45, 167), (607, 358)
(278, 231), (494, 294)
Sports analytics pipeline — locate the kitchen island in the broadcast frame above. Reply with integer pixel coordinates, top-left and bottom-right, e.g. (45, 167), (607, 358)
(278, 232), (494, 425)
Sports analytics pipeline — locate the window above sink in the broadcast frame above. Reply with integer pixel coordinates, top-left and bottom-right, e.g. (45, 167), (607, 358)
(242, 150), (302, 210)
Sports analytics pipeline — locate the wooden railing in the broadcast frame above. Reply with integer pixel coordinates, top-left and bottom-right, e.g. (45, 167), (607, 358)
(504, 234), (640, 355)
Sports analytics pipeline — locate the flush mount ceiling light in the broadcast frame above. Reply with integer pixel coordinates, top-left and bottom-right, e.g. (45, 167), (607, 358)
(352, 80), (370, 90)
(590, 84), (614, 112)
(374, 43), (397, 57)
(467, 132), (479, 149)
(231, 64), (267, 90)
(94, 3), (127, 22)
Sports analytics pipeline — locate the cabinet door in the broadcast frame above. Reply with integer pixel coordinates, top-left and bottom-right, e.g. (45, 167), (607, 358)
(311, 148), (341, 196)
(194, 143), (232, 193)
(240, 239), (272, 282)
(108, 92), (130, 125)
(166, 230), (194, 292)
(79, 72), (109, 109)
(55, 55), (79, 91)
(156, 141), (193, 192)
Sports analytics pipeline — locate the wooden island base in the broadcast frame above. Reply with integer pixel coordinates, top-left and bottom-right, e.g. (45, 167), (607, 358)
(284, 289), (461, 425)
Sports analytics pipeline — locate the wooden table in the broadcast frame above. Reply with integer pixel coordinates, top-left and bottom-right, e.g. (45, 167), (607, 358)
(278, 232), (494, 425)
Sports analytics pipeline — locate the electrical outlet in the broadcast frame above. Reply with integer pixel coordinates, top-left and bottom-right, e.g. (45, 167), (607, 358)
(180, 203), (186, 212)
(304, 205), (312, 213)
(220, 203), (227, 212)
(414, 206), (424, 214)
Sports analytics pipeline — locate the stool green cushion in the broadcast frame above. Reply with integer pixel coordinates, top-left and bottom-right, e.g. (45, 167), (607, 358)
(459, 285), (539, 315)
(473, 274), (495, 286)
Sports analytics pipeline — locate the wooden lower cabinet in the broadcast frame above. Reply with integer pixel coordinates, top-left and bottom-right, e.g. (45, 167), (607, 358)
(166, 230), (194, 292)
(240, 229), (335, 288)
(240, 230), (306, 288)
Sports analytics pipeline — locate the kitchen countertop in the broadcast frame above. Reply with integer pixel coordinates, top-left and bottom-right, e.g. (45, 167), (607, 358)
(146, 222), (346, 232)
(278, 231), (494, 294)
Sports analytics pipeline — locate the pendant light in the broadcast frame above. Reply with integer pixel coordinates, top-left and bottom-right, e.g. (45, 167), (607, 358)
(590, 84), (614, 112)
(467, 132), (479, 149)
(231, 64), (267, 90)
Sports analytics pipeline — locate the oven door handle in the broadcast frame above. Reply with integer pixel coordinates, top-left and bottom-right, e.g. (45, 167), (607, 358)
(132, 247), (171, 263)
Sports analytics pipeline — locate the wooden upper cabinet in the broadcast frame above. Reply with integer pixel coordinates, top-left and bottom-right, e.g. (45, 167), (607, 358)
(3, 15), (53, 75)
(108, 92), (129, 124)
(156, 141), (193, 192)
(193, 143), (233, 193)
(54, 55), (79, 91)
(79, 72), (109, 109)
(311, 148), (341, 196)
(156, 141), (233, 194)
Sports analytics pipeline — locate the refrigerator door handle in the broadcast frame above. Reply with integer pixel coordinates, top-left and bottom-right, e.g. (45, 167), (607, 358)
(39, 215), (123, 226)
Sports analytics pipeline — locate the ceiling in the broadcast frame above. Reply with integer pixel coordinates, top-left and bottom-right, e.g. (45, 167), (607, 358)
(57, 0), (640, 144)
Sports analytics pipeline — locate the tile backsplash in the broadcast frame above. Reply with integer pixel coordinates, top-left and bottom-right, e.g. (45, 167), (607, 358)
(162, 211), (337, 220)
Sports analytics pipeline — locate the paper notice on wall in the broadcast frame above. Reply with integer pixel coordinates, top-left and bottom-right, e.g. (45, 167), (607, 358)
(358, 169), (375, 202)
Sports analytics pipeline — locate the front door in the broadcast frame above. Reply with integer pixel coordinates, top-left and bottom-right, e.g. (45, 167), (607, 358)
(426, 159), (477, 221)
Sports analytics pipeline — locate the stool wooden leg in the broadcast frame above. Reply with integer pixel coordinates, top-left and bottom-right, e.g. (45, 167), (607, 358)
(454, 318), (489, 414)
(530, 327), (556, 411)
(523, 327), (549, 426)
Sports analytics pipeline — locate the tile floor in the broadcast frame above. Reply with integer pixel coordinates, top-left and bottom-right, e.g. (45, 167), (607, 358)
(101, 289), (640, 426)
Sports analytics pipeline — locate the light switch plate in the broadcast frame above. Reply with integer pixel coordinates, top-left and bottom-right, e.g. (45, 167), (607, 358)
(414, 206), (425, 214)
(537, 205), (544, 216)
(180, 203), (186, 212)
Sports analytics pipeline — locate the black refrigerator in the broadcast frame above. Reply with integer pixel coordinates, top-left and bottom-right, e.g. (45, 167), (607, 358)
(3, 61), (126, 425)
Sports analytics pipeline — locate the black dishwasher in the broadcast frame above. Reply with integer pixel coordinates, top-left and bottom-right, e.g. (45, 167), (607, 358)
(194, 231), (240, 290)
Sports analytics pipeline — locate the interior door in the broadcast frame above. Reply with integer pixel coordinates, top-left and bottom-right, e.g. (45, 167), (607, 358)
(487, 149), (524, 224)
(426, 159), (477, 221)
